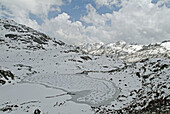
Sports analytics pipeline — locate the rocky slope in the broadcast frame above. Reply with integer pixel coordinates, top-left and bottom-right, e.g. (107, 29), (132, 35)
(0, 19), (169, 114)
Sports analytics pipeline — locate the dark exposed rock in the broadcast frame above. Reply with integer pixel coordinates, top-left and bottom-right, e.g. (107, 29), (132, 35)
(99, 96), (170, 114)
(103, 66), (109, 68)
(79, 71), (89, 75)
(63, 49), (79, 53)
(160, 64), (168, 70)
(0, 107), (12, 112)
(140, 96), (170, 113)
(14, 105), (18, 108)
(107, 68), (121, 73)
(0, 70), (15, 85)
(0, 79), (6, 85)
(143, 75), (150, 79)
(34, 109), (41, 114)
(32, 36), (46, 44)
(5, 34), (18, 39)
(0, 105), (17, 112)
(68, 59), (83, 63)
(0, 38), (5, 42)
(140, 58), (149, 63)
(54, 40), (65, 46)
(136, 72), (140, 77)
(80, 56), (92, 60)
(0, 70), (14, 80)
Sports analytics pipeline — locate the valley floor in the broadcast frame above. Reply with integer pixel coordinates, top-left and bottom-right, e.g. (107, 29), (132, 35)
(0, 43), (170, 114)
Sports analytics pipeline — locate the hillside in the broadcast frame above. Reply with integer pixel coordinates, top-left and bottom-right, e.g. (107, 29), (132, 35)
(0, 19), (169, 114)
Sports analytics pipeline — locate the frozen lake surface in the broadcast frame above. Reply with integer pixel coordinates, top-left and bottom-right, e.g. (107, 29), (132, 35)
(24, 74), (119, 106)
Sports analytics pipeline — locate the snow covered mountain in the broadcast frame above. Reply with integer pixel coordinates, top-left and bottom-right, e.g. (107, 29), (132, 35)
(78, 40), (170, 62)
(0, 19), (169, 114)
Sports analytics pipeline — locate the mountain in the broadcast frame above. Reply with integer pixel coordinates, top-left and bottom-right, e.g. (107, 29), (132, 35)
(78, 40), (170, 62)
(0, 19), (169, 114)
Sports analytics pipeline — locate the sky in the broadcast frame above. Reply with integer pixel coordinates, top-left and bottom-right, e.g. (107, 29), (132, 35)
(0, 0), (170, 44)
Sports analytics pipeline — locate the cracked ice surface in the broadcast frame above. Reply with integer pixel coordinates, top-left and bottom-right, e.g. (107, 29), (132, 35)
(24, 74), (119, 106)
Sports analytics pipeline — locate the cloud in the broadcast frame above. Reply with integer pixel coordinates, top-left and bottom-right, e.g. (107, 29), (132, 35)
(0, 0), (65, 30)
(0, 0), (63, 15)
(40, 13), (86, 43)
(81, 4), (107, 26)
(0, 0), (170, 44)
(94, 0), (121, 8)
(80, 0), (170, 44)
(0, 0), (63, 25)
(39, 12), (107, 44)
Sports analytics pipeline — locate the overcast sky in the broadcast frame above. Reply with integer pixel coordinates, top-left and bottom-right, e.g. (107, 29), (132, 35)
(0, 0), (170, 44)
